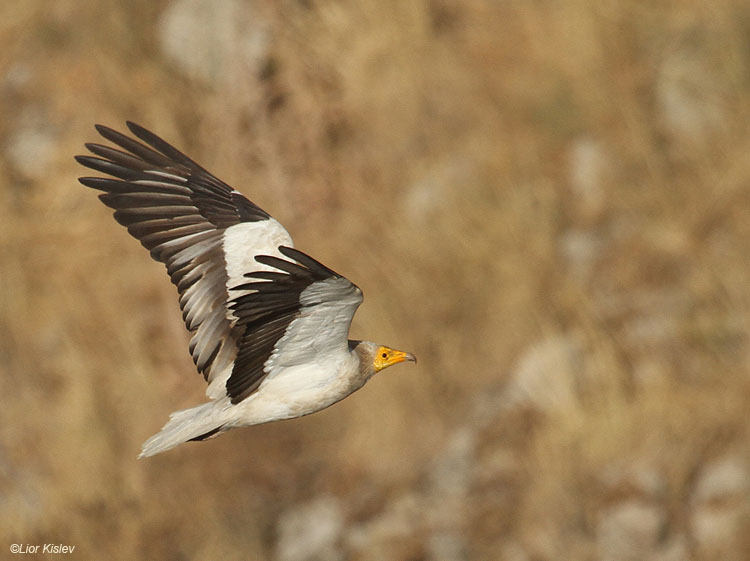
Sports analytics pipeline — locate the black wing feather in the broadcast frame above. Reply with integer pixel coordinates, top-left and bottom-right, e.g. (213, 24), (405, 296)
(76, 122), (270, 383)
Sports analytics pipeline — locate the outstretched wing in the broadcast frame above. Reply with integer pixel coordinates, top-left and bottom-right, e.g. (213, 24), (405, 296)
(76, 122), (293, 388)
(227, 246), (363, 403)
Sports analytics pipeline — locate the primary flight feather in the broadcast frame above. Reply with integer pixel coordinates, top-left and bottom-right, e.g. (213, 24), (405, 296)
(76, 122), (415, 457)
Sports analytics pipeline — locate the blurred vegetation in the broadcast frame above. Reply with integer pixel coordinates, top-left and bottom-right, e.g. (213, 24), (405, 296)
(1, 1), (749, 560)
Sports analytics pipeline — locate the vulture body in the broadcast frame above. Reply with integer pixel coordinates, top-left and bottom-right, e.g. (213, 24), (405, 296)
(76, 122), (415, 457)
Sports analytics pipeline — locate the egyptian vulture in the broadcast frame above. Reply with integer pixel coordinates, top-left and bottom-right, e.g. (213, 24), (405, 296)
(76, 122), (415, 457)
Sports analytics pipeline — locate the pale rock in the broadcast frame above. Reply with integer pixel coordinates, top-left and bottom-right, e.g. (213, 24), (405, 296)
(425, 428), (476, 561)
(559, 228), (603, 280)
(693, 455), (748, 504)
(426, 533), (467, 561)
(2, 61), (33, 92)
(657, 51), (725, 145)
(596, 500), (664, 561)
(0, 445), (45, 532)
(275, 496), (344, 561)
(569, 136), (607, 218)
(346, 493), (423, 558)
(5, 109), (57, 181)
(691, 506), (741, 554)
(429, 427), (475, 501)
(599, 460), (665, 497)
(690, 455), (748, 553)
(159, 0), (269, 85)
(503, 334), (585, 415)
(622, 314), (679, 348)
(405, 158), (474, 222)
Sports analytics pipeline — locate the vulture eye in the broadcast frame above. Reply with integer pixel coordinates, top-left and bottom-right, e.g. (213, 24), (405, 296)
(381, 352), (388, 359)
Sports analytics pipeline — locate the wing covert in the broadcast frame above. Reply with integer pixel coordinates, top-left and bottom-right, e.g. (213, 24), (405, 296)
(226, 246), (362, 404)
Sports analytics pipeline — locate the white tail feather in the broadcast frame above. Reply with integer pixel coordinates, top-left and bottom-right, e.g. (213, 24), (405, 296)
(139, 400), (229, 458)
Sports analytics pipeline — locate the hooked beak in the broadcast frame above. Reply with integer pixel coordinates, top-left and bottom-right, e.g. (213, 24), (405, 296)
(391, 350), (417, 365)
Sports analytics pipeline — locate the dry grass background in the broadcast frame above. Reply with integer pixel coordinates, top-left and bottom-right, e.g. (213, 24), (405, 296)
(1, 1), (749, 560)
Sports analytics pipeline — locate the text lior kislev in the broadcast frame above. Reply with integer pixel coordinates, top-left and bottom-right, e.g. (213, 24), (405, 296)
(10, 544), (76, 554)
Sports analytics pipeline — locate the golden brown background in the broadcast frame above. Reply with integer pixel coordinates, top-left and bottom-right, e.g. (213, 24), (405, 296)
(2, 1), (749, 560)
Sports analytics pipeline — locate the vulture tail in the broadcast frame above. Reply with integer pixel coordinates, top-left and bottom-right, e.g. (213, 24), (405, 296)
(139, 400), (228, 458)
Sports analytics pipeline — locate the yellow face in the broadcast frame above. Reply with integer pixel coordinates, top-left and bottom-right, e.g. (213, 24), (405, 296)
(373, 346), (417, 372)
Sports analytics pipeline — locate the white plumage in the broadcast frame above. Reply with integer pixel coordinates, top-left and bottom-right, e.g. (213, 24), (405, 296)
(76, 122), (415, 457)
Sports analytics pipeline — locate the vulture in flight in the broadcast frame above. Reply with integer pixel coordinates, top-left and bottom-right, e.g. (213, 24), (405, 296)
(76, 122), (415, 457)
